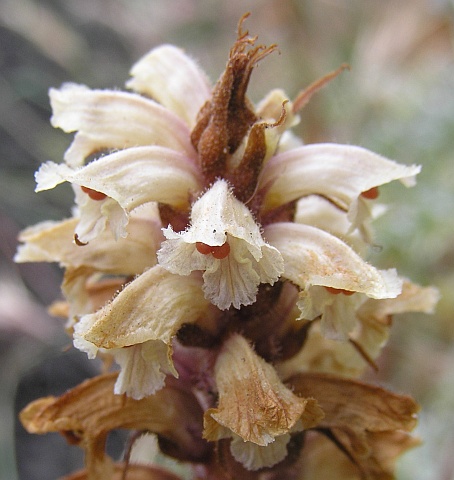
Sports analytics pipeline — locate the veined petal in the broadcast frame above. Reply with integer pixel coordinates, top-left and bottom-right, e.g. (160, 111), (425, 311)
(20, 373), (206, 479)
(82, 265), (210, 349)
(36, 146), (201, 210)
(157, 180), (284, 310)
(77, 266), (211, 396)
(74, 192), (127, 243)
(265, 222), (402, 300)
(287, 372), (420, 480)
(354, 280), (440, 360)
(63, 267), (125, 323)
(229, 432), (292, 471)
(112, 341), (178, 400)
(203, 334), (323, 446)
(287, 372), (419, 437)
(295, 195), (378, 253)
(127, 44), (212, 128)
(277, 281), (439, 379)
(300, 286), (365, 341)
(15, 215), (162, 275)
(36, 146), (202, 242)
(50, 83), (197, 166)
(259, 144), (420, 224)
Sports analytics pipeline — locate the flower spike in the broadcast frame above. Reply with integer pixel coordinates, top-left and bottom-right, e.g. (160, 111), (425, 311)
(16, 15), (438, 480)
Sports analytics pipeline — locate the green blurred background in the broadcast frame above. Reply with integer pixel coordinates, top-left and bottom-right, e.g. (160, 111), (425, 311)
(1, 0), (453, 479)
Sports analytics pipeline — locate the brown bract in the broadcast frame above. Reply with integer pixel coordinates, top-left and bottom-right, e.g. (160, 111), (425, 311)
(287, 372), (420, 479)
(190, 13), (277, 201)
(20, 373), (208, 480)
(61, 463), (182, 480)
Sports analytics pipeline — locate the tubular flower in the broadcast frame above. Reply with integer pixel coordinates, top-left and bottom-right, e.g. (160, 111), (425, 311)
(17, 15), (438, 480)
(203, 334), (324, 470)
(157, 179), (284, 310)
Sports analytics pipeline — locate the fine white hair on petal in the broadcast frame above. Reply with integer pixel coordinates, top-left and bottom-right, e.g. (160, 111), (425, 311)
(35, 147), (202, 210)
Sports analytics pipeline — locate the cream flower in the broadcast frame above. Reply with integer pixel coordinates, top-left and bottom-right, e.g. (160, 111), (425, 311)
(14, 210), (162, 275)
(264, 222), (402, 331)
(259, 143), (420, 236)
(126, 44), (212, 129)
(112, 341), (177, 399)
(35, 145), (202, 242)
(78, 265), (213, 399)
(33, 45), (211, 244)
(157, 179), (284, 310)
(277, 280), (440, 379)
(15, 203), (163, 323)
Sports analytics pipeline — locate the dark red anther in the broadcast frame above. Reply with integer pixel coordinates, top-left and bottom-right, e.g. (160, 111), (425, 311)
(325, 286), (355, 296)
(196, 241), (230, 259)
(361, 186), (379, 200)
(196, 242), (214, 255)
(211, 242), (231, 259)
(81, 186), (107, 201)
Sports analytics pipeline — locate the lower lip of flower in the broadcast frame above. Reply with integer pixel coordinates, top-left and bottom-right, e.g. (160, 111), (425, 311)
(196, 241), (231, 259)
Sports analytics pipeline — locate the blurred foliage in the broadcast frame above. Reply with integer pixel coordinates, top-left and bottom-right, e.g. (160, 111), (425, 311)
(1, 0), (453, 479)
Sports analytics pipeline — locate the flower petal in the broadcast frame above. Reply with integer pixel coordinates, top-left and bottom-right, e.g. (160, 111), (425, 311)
(229, 432), (292, 471)
(158, 180), (284, 310)
(82, 265), (210, 349)
(288, 371), (419, 434)
(35, 146), (202, 241)
(277, 281), (440, 379)
(354, 280), (440, 360)
(265, 222), (402, 300)
(126, 44), (212, 128)
(259, 143), (420, 227)
(203, 334), (323, 446)
(50, 83), (197, 166)
(36, 146), (201, 210)
(295, 195), (378, 253)
(287, 372), (419, 478)
(20, 373), (206, 479)
(112, 340), (178, 400)
(74, 266), (211, 397)
(304, 286), (365, 341)
(60, 463), (183, 480)
(15, 215), (162, 275)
